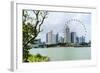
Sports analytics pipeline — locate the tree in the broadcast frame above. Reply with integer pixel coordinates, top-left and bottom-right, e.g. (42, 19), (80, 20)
(22, 10), (48, 62)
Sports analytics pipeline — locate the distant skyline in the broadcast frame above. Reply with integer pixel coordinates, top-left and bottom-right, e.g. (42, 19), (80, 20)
(36, 11), (91, 43)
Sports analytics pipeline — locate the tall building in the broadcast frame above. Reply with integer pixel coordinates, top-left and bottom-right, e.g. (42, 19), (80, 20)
(79, 36), (85, 44)
(46, 31), (59, 44)
(79, 37), (82, 44)
(46, 31), (53, 44)
(64, 25), (71, 43)
(81, 36), (85, 43)
(71, 32), (76, 43)
(52, 34), (57, 44)
(59, 36), (64, 43)
(56, 33), (59, 44)
(76, 36), (79, 43)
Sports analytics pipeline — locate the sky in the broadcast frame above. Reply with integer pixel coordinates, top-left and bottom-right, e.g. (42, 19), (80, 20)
(29, 11), (91, 43)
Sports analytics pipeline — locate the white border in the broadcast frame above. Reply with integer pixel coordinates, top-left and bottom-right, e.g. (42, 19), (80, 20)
(11, 1), (97, 72)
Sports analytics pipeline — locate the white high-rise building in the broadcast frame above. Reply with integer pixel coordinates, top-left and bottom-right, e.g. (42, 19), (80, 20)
(46, 31), (58, 44)
(64, 25), (71, 43)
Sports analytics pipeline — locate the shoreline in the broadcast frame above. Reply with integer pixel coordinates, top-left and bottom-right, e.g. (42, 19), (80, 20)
(32, 47), (91, 49)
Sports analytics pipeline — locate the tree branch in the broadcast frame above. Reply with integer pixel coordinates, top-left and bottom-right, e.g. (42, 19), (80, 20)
(23, 32), (39, 49)
(33, 10), (40, 29)
(23, 10), (48, 50)
(38, 16), (45, 32)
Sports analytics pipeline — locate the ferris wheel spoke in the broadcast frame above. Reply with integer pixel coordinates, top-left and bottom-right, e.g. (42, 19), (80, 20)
(65, 19), (87, 37)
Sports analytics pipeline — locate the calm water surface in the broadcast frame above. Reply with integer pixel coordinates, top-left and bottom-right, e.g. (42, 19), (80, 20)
(29, 47), (91, 61)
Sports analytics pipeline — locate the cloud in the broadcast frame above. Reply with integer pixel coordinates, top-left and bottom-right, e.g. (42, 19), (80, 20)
(36, 11), (91, 42)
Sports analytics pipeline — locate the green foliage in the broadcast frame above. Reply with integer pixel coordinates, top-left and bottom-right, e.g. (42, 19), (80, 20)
(28, 54), (50, 62)
(22, 10), (48, 62)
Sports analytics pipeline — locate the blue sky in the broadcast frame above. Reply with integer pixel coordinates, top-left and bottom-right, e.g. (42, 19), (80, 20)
(36, 11), (91, 43)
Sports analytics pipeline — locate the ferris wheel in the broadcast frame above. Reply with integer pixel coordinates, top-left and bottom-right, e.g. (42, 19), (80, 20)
(65, 19), (87, 37)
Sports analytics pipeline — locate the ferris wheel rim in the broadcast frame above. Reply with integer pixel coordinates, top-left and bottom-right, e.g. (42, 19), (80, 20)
(65, 19), (87, 36)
